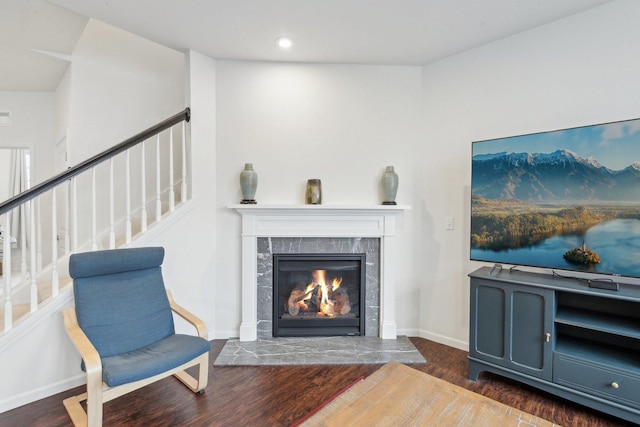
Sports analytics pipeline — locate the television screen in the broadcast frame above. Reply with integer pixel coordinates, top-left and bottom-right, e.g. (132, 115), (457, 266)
(471, 117), (640, 278)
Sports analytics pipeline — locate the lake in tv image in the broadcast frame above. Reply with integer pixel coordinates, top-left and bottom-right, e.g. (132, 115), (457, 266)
(471, 117), (640, 277)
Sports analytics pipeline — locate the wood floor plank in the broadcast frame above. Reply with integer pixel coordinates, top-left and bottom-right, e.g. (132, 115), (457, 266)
(0, 338), (635, 427)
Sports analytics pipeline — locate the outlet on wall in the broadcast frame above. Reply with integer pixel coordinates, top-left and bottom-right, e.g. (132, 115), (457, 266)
(444, 216), (454, 230)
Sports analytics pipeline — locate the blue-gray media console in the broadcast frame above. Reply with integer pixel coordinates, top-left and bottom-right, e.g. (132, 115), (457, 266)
(469, 266), (640, 424)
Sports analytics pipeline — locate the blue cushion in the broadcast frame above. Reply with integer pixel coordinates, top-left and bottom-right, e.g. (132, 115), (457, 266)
(70, 247), (166, 278)
(70, 247), (175, 357)
(101, 334), (210, 387)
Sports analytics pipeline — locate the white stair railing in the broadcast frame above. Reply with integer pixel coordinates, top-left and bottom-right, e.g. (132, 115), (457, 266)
(91, 168), (97, 251)
(169, 127), (175, 213)
(155, 134), (162, 222)
(71, 177), (78, 254)
(0, 108), (191, 333)
(140, 140), (148, 234)
(51, 187), (59, 297)
(2, 213), (12, 330)
(125, 150), (132, 245)
(109, 158), (116, 249)
(29, 200), (37, 312)
(181, 123), (187, 203)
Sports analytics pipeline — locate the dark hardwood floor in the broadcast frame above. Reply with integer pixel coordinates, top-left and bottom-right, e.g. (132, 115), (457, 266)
(1, 338), (634, 426)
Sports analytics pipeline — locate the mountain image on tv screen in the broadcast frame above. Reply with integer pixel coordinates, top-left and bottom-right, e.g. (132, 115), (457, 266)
(470, 117), (640, 278)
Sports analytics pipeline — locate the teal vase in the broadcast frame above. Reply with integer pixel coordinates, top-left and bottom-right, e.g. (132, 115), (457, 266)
(381, 166), (398, 205)
(240, 163), (258, 204)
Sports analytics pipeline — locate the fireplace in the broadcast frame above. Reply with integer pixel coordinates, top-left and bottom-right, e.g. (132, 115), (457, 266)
(273, 253), (366, 337)
(232, 204), (410, 341)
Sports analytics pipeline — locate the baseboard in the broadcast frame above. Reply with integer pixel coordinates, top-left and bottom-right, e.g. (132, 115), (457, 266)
(210, 330), (239, 340)
(396, 328), (421, 338)
(411, 328), (469, 352)
(0, 373), (85, 414)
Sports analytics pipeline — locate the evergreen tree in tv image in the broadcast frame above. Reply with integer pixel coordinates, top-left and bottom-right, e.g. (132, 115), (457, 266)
(470, 117), (640, 277)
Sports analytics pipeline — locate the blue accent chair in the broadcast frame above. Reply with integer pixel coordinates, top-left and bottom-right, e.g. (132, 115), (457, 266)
(62, 247), (209, 427)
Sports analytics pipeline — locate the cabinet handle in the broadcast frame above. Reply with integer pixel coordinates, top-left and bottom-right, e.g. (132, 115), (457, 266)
(611, 382), (619, 389)
(545, 332), (551, 343)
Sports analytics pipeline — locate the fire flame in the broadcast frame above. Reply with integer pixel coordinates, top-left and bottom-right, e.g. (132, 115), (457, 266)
(314, 270), (335, 316)
(331, 277), (342, 291)
(286, 269), (351, 317)
(296, 282), (316, 312)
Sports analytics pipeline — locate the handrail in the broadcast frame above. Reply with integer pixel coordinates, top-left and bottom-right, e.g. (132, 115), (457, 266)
(0, 108), (190, 216)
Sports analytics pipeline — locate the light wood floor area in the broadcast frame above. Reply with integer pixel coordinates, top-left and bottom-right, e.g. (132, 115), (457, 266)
(1, 338), (635, 426)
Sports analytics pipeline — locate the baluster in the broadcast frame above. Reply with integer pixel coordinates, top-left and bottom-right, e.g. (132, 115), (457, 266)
(91, 168), (97, 251)
(3, 212), (12, 331)
(125, 150), (132, 244)
(64, 180), (70, 254)
(20, 200), (27, 284)
(155, 133), (161, 221)
(36, 198), (42, 272)
(109, 158), (115, 249)
(71, 177), (78, 253)
(181, 121), (187, 203)
(29, 199), (37, 312)
(51, 188), (59, 296)
(141, 141), (147, 233)
(169, 127), (175, 212)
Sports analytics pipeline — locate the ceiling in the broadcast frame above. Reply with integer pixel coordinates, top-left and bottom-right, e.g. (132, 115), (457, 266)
(2, 0), (616, 92)
(0, 0), (87, 91)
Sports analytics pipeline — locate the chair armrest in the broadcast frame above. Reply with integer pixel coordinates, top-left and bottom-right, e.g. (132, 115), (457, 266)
(62, 307), (102, 379)
(167, 290), (208, 339)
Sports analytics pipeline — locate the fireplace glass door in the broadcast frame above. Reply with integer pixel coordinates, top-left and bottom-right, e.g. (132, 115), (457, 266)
(273, 253), (366, 337)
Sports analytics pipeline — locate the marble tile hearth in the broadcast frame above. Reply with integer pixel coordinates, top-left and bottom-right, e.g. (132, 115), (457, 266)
(213, 336), (426, 366)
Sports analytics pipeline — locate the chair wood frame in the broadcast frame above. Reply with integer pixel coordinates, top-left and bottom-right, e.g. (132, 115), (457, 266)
(62, 290), (209, 427)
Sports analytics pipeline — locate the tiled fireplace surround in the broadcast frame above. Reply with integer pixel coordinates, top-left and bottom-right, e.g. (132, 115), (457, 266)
(259, 237), (378, 338)
(232, 205), (409, 341)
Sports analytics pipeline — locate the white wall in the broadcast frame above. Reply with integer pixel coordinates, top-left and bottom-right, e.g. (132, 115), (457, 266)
(214, 61), (424, 337)
(69, 19), (185, 162)
(419, 0), (640, 348)
(0, 91), (56, 188)
(54, 67), (71, 172)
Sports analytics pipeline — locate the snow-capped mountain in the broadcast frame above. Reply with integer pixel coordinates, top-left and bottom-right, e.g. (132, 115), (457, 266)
(472, 149), (640, 202)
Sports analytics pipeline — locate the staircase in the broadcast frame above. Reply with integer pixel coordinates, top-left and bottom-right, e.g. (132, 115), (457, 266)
(0, 108), (191, 340)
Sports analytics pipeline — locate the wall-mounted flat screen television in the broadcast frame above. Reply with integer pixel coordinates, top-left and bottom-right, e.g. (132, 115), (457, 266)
(471, 117), (640, 278)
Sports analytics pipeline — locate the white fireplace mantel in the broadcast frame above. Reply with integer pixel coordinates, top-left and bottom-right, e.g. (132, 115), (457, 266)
(231, 204), (410, 341)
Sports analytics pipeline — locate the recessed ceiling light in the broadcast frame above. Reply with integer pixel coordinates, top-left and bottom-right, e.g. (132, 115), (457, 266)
(276, 37), (293, 49)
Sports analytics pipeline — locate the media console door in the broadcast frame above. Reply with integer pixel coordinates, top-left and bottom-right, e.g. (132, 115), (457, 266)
(469, 277), (553, 381)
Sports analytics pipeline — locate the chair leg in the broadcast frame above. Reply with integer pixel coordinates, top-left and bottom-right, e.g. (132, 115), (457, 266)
(63, 368), (105, 427)
(86, 371), (104, 427)
(173, 353), (209, 392)
(197, 353), (209, 391)
(63, 386), (103, 427)
(86, 389), (104, 427)
(63, 393), (88, 427)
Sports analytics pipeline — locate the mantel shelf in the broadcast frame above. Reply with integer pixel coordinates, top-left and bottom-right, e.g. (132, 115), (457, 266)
(229, 204), (411, 214)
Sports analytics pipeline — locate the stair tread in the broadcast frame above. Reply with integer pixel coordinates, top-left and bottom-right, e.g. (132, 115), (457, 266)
(0, 303), (31, 331)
